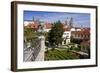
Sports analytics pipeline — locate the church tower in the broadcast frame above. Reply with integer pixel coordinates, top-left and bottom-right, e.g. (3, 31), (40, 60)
(65, 17), (74, 29)
(69, 17), (73, 28)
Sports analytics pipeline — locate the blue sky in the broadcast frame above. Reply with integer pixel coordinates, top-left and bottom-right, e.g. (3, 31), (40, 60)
(24, 11), (90, 27)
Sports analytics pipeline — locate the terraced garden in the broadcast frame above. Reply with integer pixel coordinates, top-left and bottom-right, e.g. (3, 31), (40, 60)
(45, 49), (80, 60)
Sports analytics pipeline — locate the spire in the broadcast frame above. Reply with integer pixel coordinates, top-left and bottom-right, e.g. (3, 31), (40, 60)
(65, 17), (68, 25)
(81, 25), (83, 30)
(33, 16), (34, 21)
(69, 17), (73, 28)
(65, 20), (67, 25)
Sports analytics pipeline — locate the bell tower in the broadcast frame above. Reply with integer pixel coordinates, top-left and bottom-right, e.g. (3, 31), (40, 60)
(69, 17), (73, 28)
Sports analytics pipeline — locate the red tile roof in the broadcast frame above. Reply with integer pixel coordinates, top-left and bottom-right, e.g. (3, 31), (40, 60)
(26, 22), (39, 29)
(71, 28), (90, 35)
(44, 22), (52, 29)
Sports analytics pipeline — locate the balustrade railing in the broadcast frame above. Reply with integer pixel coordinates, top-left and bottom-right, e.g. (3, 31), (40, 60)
(24, 38), (41, 61)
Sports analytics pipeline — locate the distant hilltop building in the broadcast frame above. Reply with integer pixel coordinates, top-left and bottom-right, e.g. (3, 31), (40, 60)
(24, 17), (90, 45)
(24, 18), (52, 32)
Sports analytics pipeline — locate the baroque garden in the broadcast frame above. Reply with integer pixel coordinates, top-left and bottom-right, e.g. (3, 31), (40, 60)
(24, 17), (90, 61)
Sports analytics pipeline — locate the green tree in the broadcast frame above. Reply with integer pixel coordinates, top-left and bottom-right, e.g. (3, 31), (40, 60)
(24, 27), (38, 41)
(48, 21), (64, 49)
(70, 36), (82, 44)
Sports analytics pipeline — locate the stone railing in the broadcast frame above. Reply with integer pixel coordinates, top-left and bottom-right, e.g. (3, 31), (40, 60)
(24, 36), (45, 62)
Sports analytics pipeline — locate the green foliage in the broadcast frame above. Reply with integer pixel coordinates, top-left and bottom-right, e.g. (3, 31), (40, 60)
(45, 49), (79, 60)
(24, 28), (33, 41)
(24, 27), (40, 47)
(73, 47), (80, 51)
(48, 21), (64, 46)
(44, 32), (49, 41)
(70, 36), (82, 44)
(24, 27), (41, 40)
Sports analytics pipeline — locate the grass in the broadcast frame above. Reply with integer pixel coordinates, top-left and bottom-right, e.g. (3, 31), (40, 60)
(45, 49), (80, 61)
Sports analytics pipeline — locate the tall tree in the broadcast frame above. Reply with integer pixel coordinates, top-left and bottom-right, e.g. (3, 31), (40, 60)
(48, 21), (64, 48)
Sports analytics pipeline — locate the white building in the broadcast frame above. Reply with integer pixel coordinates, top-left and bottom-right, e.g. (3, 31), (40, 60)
(71, 28), (81, 31)
(44, 29), (51, 32)
(24, 21), (34, 26)
(62, 31), (71, 45)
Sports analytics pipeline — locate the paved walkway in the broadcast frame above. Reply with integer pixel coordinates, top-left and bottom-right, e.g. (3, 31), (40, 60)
(71, 50), (88, 56)
(35, 50), (44, 61)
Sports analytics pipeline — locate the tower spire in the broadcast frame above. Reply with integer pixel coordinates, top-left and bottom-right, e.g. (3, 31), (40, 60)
(69, 17), (73, 28)
(65, 17), (68, 25)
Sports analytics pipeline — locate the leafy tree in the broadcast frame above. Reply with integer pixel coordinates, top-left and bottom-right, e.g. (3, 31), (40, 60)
(24, 27), (38, 41)
(24, 27), (41, 48)
(70, 36), (82, 44)
(48, 21), (64, 49)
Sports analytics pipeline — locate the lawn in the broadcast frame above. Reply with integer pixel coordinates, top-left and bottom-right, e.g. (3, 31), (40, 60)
(45, 49), (80, 61)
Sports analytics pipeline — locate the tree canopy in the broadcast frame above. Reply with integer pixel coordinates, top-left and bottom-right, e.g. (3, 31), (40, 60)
(48, 21), (64, 47)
